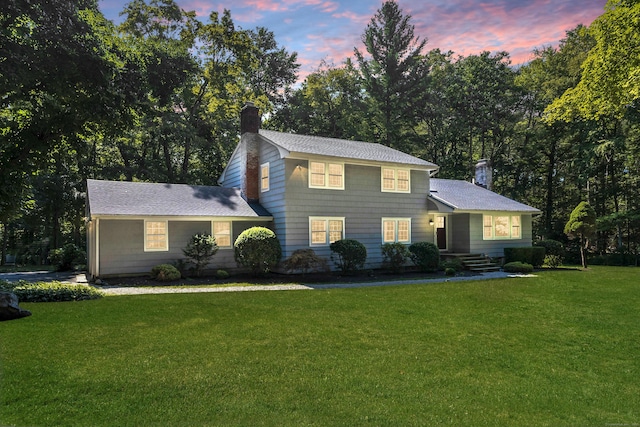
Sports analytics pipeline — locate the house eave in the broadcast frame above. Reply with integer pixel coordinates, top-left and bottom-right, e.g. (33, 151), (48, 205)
(88, 214), (274, 221)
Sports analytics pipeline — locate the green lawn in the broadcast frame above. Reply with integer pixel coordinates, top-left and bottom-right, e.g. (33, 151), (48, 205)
(1, 267), (639, 426)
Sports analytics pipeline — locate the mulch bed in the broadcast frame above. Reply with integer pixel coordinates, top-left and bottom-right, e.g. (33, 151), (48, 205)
(107, 269), (476, 288)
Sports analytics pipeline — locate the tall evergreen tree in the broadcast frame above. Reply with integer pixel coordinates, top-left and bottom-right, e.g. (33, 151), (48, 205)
(354, 1), (428, 150)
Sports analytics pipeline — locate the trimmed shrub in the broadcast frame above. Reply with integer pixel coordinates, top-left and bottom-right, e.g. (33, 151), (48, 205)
(544, 255), (564, 268)
(282, 249), (329, 274)
(183, 233), (218, 276)
(381, 243), (409, 274)
(48, 243), (86, 272)
(216, 270), (229, 279)
(535, 239), (565, 267)
(503, 261), (534, 274)
(445, 267), (456, 276)
(330, 239), (367, 273)
(234, 227), (282, 275)
(408, 242), (440, 272)
(150, 264), (181, 282)
(0, 280), (104, 302)
(504, 247), (545, 268)
(442, 257), (464, 272)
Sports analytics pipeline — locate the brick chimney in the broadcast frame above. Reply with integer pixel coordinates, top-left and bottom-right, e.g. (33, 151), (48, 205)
(241, 102), (261, 135)
(241, 103), (260, 202)
(474, 159), (492, 190)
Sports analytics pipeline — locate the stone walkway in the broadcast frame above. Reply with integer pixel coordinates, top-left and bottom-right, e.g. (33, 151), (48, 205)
(97, 271), (519, 295)
(1, 270), (535, 296)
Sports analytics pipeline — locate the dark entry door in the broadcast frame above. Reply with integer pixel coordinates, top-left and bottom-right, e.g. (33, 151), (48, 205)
(436, 216), (447, 250)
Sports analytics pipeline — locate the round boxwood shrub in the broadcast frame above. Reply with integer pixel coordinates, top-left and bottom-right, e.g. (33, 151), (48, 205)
(234, 227), (282, 275)
(330, 239), (367, 273)
(503, 261), (534, 274)
(408, 241), (440, 272)
(150, 264), (181, 282)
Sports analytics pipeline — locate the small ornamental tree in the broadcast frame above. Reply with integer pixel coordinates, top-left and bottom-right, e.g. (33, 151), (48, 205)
(234, 227), (282, 275)
(183, 233), (218, 276)
(330, 239), (367, 273)
(564, 201), (596, 268)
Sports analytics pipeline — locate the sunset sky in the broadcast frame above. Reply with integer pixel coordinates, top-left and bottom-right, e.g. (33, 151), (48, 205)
(98, 0), (607, 79)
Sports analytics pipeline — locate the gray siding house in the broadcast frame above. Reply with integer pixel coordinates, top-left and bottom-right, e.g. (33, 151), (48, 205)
(86, 103), (540, 279)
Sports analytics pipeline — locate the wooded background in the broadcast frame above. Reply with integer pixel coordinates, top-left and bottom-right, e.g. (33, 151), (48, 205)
(2, 0), (639, 265)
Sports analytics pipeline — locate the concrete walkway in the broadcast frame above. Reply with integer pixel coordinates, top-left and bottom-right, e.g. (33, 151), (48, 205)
(1, 270), (533, 296)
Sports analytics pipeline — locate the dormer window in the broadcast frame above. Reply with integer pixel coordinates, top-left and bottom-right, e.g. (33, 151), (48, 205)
(381, 168), (410, 193)
(309, 161), (344, 190)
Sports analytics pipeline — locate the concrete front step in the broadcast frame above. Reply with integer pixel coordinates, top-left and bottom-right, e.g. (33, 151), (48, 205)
(445, 253), (501, 272)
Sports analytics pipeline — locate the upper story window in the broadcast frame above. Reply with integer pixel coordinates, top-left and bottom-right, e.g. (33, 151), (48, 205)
(382, 218), (411, 243)
(145, 220), (168, 251)
(261, 162), (269, 192)
(483, 215), (521, 240)
(213, 221), (232, 248)
(309, 161), (344, 190)
(309, 217), (344, 246)
(381, 168), (410, 193)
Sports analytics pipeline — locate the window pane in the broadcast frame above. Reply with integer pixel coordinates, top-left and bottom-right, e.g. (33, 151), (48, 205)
(328, 220), (343, 243)
(495, 216), (510, 237)
(311, 220), (327, 244)
(483, 216), (493, 239)
(382, 168), (395, 190)
(511, 216), (521, 238)
(397, 220), (410, 242)
(146, 221), (167, 250)
(397, 170), (409, 191)
(261, 164), (269, 191)
(328, 164), (343, 187)
(383, 220), (395, 242)
(213, 222), (231, 247)
(310, 162), (325, 186)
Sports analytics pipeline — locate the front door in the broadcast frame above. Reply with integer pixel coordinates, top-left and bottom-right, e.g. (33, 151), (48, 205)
(436, 216), (447, 250)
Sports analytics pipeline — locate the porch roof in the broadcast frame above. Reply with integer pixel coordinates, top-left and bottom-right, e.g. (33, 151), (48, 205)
(429, 179), (540, 213)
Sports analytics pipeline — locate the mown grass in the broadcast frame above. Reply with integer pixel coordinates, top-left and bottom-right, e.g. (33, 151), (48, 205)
(1, 266), (639, 426)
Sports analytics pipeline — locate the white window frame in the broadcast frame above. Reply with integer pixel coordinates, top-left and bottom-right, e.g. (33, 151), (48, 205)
(381, 167), (411, 193)
(382, 218), (411, 244)
(482, 215), (522, 240)
(309, 161), (344, 190)
(212, 221), (232, 248)
(309, 217), (345, 246)
(260, 162), (270, 192)
(144, 220), (168, 252)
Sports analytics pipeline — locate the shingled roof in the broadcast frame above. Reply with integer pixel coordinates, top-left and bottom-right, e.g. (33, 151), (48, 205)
(259, 129), (437, 169)
(429, 179), (540, 213)
(86, 179), (271, 218)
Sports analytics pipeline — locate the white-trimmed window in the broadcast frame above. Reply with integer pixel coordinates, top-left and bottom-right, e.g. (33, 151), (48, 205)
(213, 221), (232, 248)
(261, 162), (270, 192)
(309, 217), (344, 246)
(382, 218), (411, 243)
(483, 215), (522, 240)
(381, 168), (410, 193)
(309, 161), (344, 190)
(145, 220), (168, 251)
